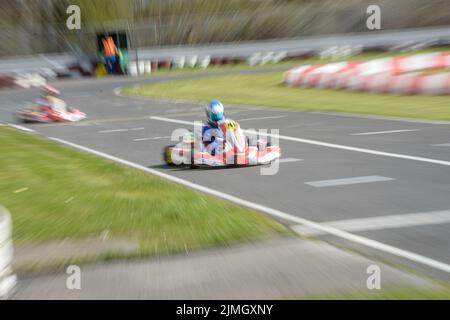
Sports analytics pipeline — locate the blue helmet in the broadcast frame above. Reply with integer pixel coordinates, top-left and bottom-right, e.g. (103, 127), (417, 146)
(205, 100), (224, 124)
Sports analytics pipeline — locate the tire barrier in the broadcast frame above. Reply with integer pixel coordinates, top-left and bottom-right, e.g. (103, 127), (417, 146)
(0, 50), (285, 82)
(0, 73), (47, 89)
(0, 206), (16, 299)
(0, 75), (16, 89)
(284, 51), (450, 95)
(127, 60), (152, 76)
(127, 55), (214, 75)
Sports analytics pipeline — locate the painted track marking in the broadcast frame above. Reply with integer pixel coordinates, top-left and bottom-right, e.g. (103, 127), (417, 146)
(237, 115), (286, 122)
(311, 111), (450, 125)
(293, 210), (450, 236)
(351, 129), (421, 136)
(47, 136), (450, 274)
(99, 127), (144, 134)
(149, 116), (450, 167)
(99, 129), (129, 133)
(278, 158), (303, 163)
(133, 136), (171, 142)
(7, 124), (35, 133)
(305, 176), (395, 188)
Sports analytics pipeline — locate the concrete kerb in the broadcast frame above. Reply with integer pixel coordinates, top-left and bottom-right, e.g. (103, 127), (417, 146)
(0, 206), (17, 299)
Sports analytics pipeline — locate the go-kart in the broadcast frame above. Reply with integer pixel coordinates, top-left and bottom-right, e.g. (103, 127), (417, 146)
(163, 119), (281, 167)
(15, 104), (86, 123)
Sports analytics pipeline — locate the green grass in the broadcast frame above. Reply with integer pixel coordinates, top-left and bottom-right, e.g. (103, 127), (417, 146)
(303, 285), (450, 300)
(123, 70), (450, 121)
(0, 127), (288, 255)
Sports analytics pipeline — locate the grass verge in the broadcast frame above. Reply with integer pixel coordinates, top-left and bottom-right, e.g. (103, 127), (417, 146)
(303, 285), (450, 300)
(123, 71), (450, 121)
(0, 127), (288, 265)
(123, 48), (450, 121)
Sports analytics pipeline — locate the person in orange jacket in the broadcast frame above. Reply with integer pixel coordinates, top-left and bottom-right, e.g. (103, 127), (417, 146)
(102, 35), (118, 74)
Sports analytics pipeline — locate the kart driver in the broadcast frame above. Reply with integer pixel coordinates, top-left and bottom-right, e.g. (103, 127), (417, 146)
(202, 100), (236, 155)
(37, 84), (67, 113)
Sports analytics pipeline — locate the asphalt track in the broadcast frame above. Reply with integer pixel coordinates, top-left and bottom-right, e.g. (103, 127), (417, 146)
(1, 68), (450, 282)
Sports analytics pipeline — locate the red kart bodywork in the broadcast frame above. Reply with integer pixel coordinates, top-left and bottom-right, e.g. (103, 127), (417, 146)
(16, 105), (86, 123)
(164, 120), (281, 167)
(168, 143), (281, 167)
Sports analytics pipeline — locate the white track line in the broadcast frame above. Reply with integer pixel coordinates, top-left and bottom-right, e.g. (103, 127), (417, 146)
(133, 136), (171, 142)
(311, 111), (450, 125)
(351, 129), (421, 136)
(99, 127), (144, 134)
(305, 176), (395, 188)
(99, 129), (129, 133)
(237, 115), (286, 122)
(48, 137), (450, 274)
(432, 143), (450, 147)
(8, 124), (35, 133)
(278, 158), (303, 163)
(293, 210), (450, 236)
(149, 116), (450, 167)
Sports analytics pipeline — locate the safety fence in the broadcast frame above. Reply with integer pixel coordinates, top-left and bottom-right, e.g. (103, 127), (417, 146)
(284, 52), (450, 95)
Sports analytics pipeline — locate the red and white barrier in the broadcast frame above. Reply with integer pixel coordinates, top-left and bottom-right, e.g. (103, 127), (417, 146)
(284, 52), (450, 95)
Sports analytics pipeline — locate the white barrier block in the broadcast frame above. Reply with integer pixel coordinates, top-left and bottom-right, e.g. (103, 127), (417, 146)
(260, 52), (274, 65)
(186, 56), (198, 68)
(247, 53), (261, 66)
(172, 56), (186, 69)
(199, 56), (211, 69)
(144, 61), (152, 74)
(128, 62), (138, 76)
(138, 61), (145, 75)
(319, 46), (337, 60)
(272, 51), (287, 63)
(14, 73), (46, 88)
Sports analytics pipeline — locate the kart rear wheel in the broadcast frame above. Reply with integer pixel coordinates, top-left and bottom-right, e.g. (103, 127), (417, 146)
(163, 145), (175, 165)
(189, 142), (197, 169)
